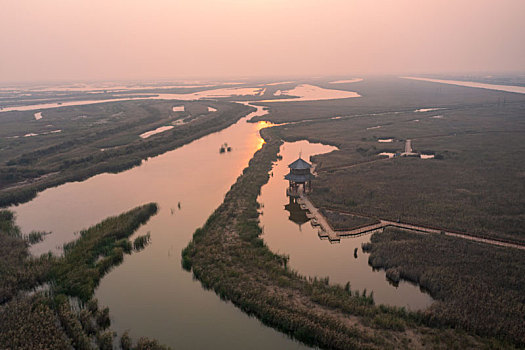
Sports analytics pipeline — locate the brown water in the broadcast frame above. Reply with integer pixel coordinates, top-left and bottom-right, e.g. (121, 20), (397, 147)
(259, 141), (433, 310)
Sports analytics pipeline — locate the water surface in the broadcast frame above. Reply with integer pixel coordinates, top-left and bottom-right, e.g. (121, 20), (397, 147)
(10, 105), (308, 349)
(404, 77), (525, 94)
(259, 141), (433, 310)
(139, 125), (175, 139)
(261, 84), (360, 102)
(328, 78), (363, 84)
(7, 79), (431, 347)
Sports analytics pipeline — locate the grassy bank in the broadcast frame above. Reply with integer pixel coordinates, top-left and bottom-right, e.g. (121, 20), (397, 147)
(363, 227), (525, 345)
(181, 127), (503, 349)
(51, 203), (158, 301)
(262, 78), (525, 243)
(0, 100), (253, 207)
(319, 208), (379, 231)
(0, 205), (169, 349)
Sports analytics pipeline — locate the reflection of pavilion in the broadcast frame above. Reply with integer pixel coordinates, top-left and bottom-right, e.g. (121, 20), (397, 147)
(284, 157), (315, 228)
(285, 157), (315, 198)
(284, 200), (310, 227)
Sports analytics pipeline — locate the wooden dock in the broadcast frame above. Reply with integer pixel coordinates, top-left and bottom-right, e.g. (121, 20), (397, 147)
(299, 192), (525, 250)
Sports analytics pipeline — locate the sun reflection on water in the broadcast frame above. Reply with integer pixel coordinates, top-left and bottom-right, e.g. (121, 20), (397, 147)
(253, 120), (283, 150)
(254, 120), (281, 150)
(257, 120), (277, 129)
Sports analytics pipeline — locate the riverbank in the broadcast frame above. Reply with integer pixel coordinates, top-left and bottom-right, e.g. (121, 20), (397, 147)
(0, 204), (168, 349)
(181, 127), (498, 349)
(0, 100), (253, 207)
(257, 140), (433, 311)
(363, 227), (525, 345)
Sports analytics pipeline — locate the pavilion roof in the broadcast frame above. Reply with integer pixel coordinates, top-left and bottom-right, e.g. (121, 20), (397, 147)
(288, 157), (312, 170)
(285, 173), (315, 182)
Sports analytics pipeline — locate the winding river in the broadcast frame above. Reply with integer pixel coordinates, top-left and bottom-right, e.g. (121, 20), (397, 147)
(12, 105), (308, 349)
(9, 82), (432, 348)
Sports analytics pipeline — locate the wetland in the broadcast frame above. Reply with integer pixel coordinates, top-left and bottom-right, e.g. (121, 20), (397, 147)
(2, 76), (525, 348)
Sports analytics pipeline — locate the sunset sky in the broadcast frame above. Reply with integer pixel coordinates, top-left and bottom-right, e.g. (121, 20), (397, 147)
(1, 0), (524, 83)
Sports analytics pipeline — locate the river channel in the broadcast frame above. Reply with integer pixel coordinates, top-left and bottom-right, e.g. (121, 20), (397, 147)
(9, 83), (431, 347)
(258, 141), (433, 310)
(11, 105), (310, 349)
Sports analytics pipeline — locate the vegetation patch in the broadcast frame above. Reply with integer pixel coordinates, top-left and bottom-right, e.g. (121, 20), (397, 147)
(51, 203), (158, 301)
(319, 208), (379, 231)
(267, 83), (525, 244)
(0, 100), (253, 207)
(0, 205), (169, 349)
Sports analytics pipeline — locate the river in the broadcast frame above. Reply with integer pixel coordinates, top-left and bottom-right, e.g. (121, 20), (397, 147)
(12, 105), (309, 349)
(9, 82), (431, 347)
(403, 76), (525, 94)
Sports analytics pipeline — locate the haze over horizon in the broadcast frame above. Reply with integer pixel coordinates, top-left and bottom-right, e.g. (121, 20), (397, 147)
(1, 0), (524, 84)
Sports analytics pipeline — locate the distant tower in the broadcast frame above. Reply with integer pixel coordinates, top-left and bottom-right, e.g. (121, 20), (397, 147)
(285, 157), (315, 198)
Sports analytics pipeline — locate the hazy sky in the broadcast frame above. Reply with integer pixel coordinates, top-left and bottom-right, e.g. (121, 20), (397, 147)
(1, 0), (524, 83)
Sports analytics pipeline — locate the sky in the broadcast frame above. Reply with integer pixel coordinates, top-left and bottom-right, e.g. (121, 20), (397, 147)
(1, 0), (524, 83)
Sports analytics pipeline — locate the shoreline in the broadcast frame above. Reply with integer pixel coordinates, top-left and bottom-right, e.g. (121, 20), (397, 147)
(180, 126), (498, 349)
(0, 101), (254, 208)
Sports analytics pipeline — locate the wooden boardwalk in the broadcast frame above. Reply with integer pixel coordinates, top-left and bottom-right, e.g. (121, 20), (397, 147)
(298, 192), (525, 250)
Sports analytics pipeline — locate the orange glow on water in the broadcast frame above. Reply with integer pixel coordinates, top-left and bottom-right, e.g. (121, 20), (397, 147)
(254, 120), (284, 150)
(255, 121), (273, 150)
(256, 137), (265, 151)
(256, 121), (278, 130)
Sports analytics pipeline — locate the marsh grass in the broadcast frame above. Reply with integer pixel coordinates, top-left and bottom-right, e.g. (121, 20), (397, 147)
(51, 203), (158, 301)
(133, 232), (151, 251)
(180, 128), (505, 349)
(25, 230), (51, 245)
(0, 100), (253, 207)
(0, 204), (170, 349)
(364, 227), (525, 345)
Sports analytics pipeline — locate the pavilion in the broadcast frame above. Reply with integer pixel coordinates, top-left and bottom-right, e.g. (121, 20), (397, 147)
(285, 157), (315, 198)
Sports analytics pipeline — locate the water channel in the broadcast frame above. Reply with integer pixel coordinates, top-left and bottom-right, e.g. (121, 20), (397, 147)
(403, 76), (525, 95)
(8, 84), (431, 347)
(258, 141), (433, 310)
(12, 105), (308, 349)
